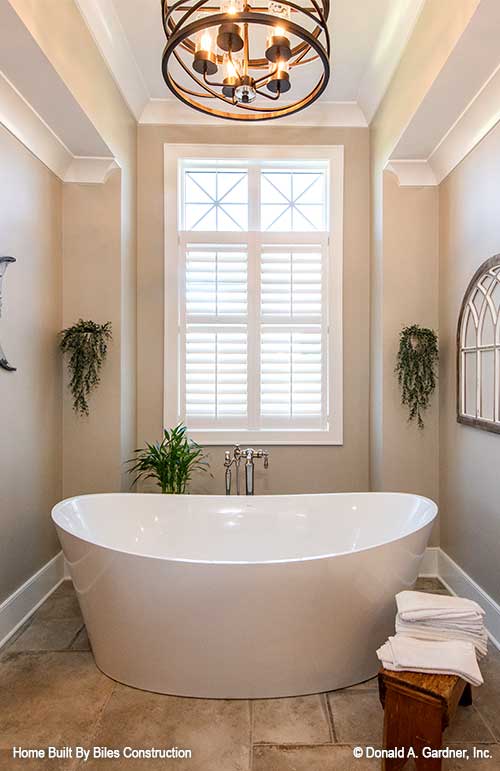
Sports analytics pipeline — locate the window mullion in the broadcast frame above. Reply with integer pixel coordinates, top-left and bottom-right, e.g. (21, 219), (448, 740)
(247, 231), (260, 430)
(178, 235), (187, 424)
(248, 164), (260, 231)
(245, 166), (260, 431)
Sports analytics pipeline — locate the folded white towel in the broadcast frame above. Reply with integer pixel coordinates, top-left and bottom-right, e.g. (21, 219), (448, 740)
(395, 618), (488, 658)
(396, 591), (485, 622)
(377, 635), (483, 687)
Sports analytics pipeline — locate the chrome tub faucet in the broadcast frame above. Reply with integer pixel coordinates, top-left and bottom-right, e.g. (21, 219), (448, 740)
(224, 445), (269, 495)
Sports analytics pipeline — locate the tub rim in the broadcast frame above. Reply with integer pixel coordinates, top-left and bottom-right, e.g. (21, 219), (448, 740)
(51, 491), (438, 567)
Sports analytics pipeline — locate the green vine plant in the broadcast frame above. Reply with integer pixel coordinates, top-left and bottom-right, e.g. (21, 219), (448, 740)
(395, 324), (439, 429)
(59, 319), (112, 416)
(127, 424), (210, 494)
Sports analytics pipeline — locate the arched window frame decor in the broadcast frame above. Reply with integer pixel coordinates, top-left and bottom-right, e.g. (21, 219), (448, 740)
(457, 255), (500, 433)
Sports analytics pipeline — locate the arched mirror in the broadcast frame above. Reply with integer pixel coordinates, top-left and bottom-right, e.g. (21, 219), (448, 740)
(457, 255), (500, 433)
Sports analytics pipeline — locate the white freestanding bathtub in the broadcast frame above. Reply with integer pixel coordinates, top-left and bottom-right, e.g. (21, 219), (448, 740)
(52, 492), (437, 698)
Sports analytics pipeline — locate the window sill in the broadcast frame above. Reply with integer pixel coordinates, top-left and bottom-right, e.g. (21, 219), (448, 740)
(188, 429), (343, 446)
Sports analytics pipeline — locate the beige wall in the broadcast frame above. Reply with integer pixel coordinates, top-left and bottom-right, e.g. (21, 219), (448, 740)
(62, 171), (123, 495)
(11, 0), (138, 496)
(439, 120), (500, 604)
(0, 125), (62, 602)
(367, 0), (475, 510)
(379, 171), (440, 542)
(138, 125), (370, 494)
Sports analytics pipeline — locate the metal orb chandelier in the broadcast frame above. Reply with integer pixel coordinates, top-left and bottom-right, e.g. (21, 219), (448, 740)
(161, 0), (330, 121)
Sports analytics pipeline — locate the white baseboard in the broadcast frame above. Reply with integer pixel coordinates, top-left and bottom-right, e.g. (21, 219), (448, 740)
(418, 546), (440, 576)
(420, 546), (500, 651)
(0, 551), (66, 649)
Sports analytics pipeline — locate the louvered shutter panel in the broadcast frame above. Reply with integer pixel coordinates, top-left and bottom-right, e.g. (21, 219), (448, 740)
(259, 246), (326, 429)
(182, 243), (248, 426)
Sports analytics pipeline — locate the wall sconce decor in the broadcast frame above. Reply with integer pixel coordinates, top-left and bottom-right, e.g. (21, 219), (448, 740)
(0, 256), (16, 372)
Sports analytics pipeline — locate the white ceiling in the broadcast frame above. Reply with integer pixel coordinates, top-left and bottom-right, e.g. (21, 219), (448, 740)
(76, 0), (426, 123)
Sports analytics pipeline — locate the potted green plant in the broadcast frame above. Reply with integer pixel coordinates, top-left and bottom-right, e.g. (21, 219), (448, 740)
(395, 324), (438, 429)
(59, 319), (112, 416)
(127, 424), (210, 493)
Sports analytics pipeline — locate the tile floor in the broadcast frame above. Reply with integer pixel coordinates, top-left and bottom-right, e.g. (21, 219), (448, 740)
(0, 578), (499, 770)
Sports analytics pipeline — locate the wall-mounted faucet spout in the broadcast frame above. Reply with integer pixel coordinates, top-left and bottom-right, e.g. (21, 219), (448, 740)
(224, 445), (268, 495)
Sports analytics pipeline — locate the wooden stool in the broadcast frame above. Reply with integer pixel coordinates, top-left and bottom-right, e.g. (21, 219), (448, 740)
(378, 668), (472, 770)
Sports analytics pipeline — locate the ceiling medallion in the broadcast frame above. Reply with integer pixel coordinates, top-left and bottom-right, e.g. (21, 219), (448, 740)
(161, 0), (330, 121)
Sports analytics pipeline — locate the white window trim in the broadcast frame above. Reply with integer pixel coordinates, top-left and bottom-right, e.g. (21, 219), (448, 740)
(164, 143), (344, 446)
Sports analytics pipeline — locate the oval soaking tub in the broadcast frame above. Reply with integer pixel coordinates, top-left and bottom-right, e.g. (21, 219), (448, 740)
(52, 492), (437, 698)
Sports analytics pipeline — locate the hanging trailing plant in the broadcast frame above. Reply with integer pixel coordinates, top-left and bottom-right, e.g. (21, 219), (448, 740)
(59, 319), (112, 416)
(395, 324), (438, 429)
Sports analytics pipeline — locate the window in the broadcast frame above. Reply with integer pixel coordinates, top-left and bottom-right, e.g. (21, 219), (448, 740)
(164, 145), (343, 445)
(458, 256), (500, 434)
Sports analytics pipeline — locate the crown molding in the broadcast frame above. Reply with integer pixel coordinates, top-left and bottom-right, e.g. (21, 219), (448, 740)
(387, 0), (500, 186)
(357, 0), (426, 123)
(139, 98), (368, 127)
(0, 70), (71, 179)
(387, 46), (500, 187)
(74, 0), (149, 120)
(385, 160), (437, 187)
(0, 70), (118, 184)
(65, 157), (120, 184)
(428, 59), (500, 184)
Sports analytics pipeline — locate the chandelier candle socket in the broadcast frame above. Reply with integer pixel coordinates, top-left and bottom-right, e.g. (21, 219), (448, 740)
(161, 0), (330, 120)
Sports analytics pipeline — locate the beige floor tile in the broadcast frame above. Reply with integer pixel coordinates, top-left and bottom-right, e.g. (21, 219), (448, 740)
(414, 577), (450, 595)
(252, 695), (331, 745)
(0, 619), (32, 659)
(71, 627), (91, 651)
(34, 593), (82, 621)
(328, 691), (383, 744)
(0, 652), (115, 749)
(342, 676), (378, 691)
(84, 684), (250, 771)
(445, 704), (496, 742)
(472, 648), (500, 740)
(252, 744), (381, 770)
(50, 581), (76, 597)
(7, 618), (83, 652)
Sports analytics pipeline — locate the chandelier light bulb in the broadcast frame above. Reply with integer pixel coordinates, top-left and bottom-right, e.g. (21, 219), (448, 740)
(222, 53), (241, 97)
(225, 57), (238, 79)
(193, 26), (218, 75)
(221, 0), (243, 13)
(265, 24), (292, 63)
(267, 57), (290, 93)
(198, 30), (213, 54)
(276, 58), (289, 76)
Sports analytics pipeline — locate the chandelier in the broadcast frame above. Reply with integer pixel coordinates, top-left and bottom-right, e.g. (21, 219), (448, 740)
(161, 0), (330, 121)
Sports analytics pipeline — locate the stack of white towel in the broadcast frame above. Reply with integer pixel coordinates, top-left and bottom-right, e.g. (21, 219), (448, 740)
(377, 590), (487, 686)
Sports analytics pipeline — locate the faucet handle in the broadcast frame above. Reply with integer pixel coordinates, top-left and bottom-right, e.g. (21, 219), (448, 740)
(263, 450), (269, 469)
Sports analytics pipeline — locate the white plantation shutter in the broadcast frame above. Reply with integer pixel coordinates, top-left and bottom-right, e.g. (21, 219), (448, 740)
(180, 235), (328, 431)
(185, 329), (247, 419)
(185, 246), (247, 317)
(259, 245), (326, 428)
(261, 328), (324, 424)
(183, 243), (248, 427)
(165, 150), (343, 445)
